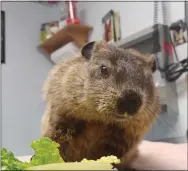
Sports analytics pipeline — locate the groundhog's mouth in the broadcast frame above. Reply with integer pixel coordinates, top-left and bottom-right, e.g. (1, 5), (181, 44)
(114, 114), (127, 119)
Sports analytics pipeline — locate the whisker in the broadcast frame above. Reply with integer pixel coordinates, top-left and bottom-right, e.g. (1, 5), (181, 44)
(144, 107), (179, 136)
(145, 99), (179, 116)
(157, 115), (179, 137)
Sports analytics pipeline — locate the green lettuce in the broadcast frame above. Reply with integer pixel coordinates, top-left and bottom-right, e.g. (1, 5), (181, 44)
(1, 137), (64, 170)
(30, 137), (64, 166)
(1, 148), (30, 170)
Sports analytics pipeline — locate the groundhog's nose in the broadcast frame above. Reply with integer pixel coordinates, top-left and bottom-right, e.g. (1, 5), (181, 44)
(117, 91), (142, 116)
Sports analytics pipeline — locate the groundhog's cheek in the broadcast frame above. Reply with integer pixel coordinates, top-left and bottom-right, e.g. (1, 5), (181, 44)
(132, 114), (154, 132)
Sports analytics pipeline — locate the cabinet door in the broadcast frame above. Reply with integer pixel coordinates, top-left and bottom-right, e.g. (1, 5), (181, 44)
(144, 127), (154, 141)
(152, 113), (180, 141)
(144, 112), (180, 141)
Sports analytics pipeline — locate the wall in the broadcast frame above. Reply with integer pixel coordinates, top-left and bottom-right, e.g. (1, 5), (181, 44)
(78, 2), (187, 140)
(1, 2), (61, 156)
(170, 2), (188, 139)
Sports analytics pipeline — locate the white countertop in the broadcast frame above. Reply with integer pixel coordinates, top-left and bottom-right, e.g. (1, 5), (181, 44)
(16, 155), (32, 162)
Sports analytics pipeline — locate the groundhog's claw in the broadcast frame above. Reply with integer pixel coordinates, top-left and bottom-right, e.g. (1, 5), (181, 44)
(112, 163), (137, 171)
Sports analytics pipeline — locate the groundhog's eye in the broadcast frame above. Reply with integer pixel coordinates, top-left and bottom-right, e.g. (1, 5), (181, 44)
(100, 65), (109, 77)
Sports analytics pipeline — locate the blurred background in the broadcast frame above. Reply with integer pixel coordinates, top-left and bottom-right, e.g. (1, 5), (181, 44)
(0, 1), (187, 156)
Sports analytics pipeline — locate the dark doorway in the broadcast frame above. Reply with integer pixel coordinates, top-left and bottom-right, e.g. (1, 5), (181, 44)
(1, 10), (5, 64)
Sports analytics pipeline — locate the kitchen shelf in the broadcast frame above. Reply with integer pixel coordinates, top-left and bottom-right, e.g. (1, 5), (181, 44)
(37, 24), (93, 56)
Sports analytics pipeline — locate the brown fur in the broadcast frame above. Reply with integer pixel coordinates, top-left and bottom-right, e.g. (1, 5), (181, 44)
(41, 41), (161, 169)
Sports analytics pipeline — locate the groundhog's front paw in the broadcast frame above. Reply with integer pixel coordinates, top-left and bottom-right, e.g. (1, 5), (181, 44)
(112, 163), (137, 171)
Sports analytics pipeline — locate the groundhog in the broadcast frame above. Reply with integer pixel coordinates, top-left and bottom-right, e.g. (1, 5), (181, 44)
(41, 41), (161, 170)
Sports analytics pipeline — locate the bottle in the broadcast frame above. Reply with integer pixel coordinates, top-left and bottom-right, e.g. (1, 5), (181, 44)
(65, 0), (80, 24)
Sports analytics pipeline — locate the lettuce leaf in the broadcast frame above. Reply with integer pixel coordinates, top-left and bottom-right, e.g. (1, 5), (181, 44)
(30, 137), (64, 166)
(1, 148), (30, 170)
(1, 137), (64, 170)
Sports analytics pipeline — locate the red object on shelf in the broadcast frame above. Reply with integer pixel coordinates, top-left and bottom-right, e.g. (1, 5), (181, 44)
(66, 18), (80, 24)
(66, 0), (77, 19)
(48, 1), (57, 4)
(163, 41), (173, 56)
(65, 1), (80, 24)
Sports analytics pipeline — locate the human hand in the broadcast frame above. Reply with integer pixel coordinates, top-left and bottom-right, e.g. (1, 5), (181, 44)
(131, 140), (187, 170)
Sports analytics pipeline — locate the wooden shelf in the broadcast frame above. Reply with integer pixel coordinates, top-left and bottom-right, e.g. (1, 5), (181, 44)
(38, 24), (93, 56)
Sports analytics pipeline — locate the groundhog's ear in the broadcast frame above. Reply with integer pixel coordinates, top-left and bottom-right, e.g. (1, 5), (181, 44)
(148, 55), (157, 73)
(151, 57), (157, 73)
(127, 49), (157, 73)
(81, 41), (108, 59)
(81, 41), (95, 60)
